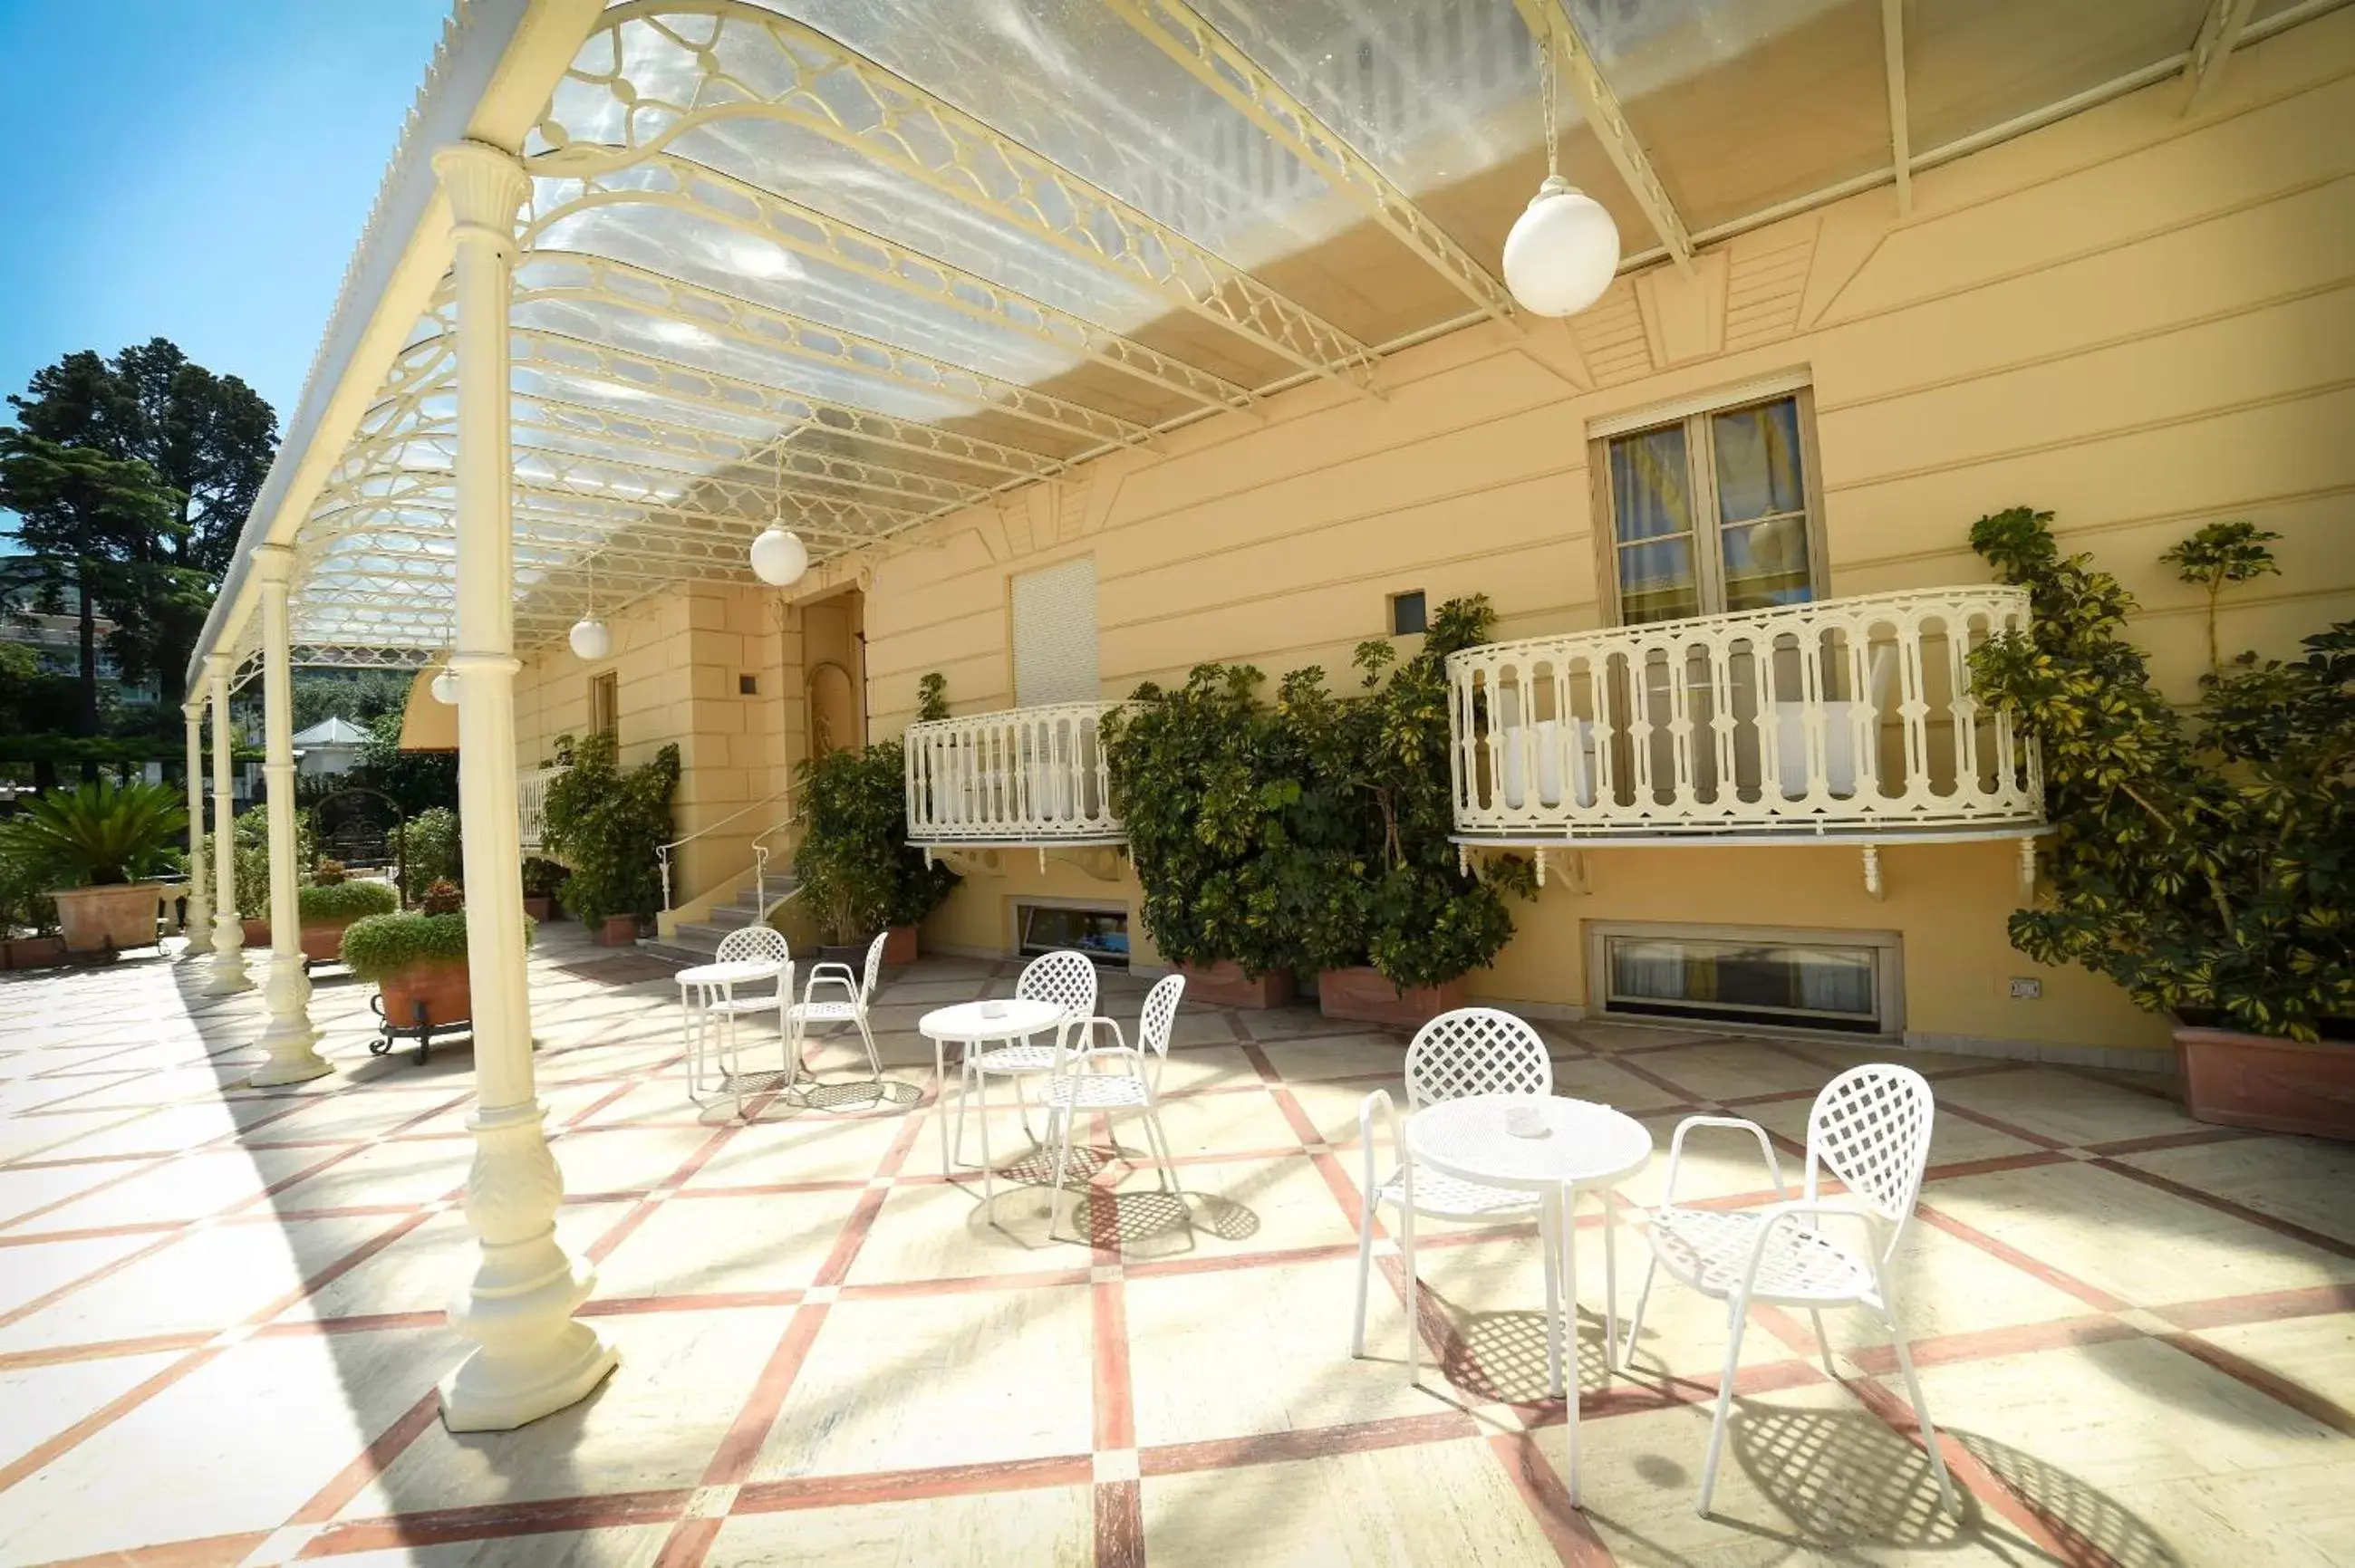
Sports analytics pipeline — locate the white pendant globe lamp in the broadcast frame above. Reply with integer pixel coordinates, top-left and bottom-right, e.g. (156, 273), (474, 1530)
(430, 669), (459, 705)
(1501, 29), (1620, 318)
(748, 447), (809, 587)
(568, 553), (612, 660)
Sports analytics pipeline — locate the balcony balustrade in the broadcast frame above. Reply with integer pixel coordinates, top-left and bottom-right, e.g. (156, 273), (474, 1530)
(905, 702), (1122, 844)
(1448, 587), (2043, 843)
(516, 765), (558, 851)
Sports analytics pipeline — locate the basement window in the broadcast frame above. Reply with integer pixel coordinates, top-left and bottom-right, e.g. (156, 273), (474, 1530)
(1018, 902), (1129, 969)
(1590, 924), (1897, 1035)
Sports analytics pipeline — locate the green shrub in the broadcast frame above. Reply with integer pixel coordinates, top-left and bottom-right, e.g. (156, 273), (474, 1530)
(297, 880), (398, 924)
(542, 734), (679, 926)
(0, 850), (58, 936)
(340, 907), (531, 982)
(521, 856), (572, 899)
(0, 780), (187, 888)
(1968, 507), (2353, 1040)
(795, 737), (956, 944)
(391, 806), (462, 902)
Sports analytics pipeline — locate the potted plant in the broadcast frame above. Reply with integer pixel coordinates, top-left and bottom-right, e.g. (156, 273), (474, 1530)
(341, 879), (531, 1031)
(521, 857), (571, 923)
(795, 741), (916, 968)
(541, 733), (679, 946)
(0, 780), (186, 956)
(390, 806), (461, 906)
(1968, 509), (2353, 1138)
(0, 848), (64, 969)
(225, 805), (320, 948)
(1276, 599), (1533, 1027)
(1104, 662), (1300, 1007)
(294, 871), (399, 962)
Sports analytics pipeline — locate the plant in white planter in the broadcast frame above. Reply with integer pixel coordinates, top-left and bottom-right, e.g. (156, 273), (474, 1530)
(0, 780), (187, 955)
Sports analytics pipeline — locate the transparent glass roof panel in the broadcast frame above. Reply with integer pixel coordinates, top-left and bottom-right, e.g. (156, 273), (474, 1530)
(1573, 0), (1893, 235)
(1906, 0), (2210, 154)
(729, 0), (1463, 346)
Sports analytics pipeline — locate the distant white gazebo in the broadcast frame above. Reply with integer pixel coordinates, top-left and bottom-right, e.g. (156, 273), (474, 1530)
(288, 716), (370, 777)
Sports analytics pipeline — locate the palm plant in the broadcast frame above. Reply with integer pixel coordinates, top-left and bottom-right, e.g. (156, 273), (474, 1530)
(0, 780), (187, 888)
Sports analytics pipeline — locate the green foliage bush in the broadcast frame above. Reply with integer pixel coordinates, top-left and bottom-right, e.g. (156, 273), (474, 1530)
(521, 856), (572, 899)
(0, 851), (59, 936)
(796, 738), (956, 943)
(1968, 507), (2352, 1040)
(391, 807), (461, 903)
(1105, 595), (1531, 989)
(541, 733), (679, 926)
(0, 780), (187, 888)
(297, 880), (398, 925)
(340, 906), (531, 983)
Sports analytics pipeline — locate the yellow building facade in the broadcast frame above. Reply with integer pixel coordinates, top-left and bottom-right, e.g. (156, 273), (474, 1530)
(452, 13), (2355, 1067)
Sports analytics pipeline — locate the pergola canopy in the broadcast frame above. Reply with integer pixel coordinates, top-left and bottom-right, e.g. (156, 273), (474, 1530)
(197, 0), (2334, 675)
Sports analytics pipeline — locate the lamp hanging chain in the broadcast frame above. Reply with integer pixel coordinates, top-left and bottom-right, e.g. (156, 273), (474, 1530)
(1540, 24), (1559, 179)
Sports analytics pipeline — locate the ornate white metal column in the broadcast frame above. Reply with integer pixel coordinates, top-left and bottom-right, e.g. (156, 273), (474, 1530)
(250, 544), (331, 1085)
(202, 653), (250, 996)
(433, 139), (616, 1431)
(181, 697), (213, 957)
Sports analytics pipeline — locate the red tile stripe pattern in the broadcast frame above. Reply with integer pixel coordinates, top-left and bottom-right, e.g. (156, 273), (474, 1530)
(1, 938), (2350, 1567)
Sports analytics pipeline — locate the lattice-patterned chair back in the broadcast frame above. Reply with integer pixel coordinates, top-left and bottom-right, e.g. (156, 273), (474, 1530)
(1017, 949), (1099, 1021)
(1805, 1064), (1935, 1250)
(855, 929), (888, 1004)
(1136, 973), (1185, 1060)
(1404, 1008), (1552, 1110)
(715, 926), (789, 967)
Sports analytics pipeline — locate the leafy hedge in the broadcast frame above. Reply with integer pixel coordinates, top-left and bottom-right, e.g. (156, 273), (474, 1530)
(297, 880), (398, 924)
(391, 807), (461, 902)
(543, 733), (680, 926)
(340, 907), (532, 982)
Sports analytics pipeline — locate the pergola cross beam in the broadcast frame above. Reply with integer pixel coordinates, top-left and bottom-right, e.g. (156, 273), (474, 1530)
(1102, 0), (1520, 329)
(2182, 0), (2259, 115)
(1882, 0), (1914, 214)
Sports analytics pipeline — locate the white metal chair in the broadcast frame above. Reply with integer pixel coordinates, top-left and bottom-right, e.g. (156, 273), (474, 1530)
(1351, 1007), (1554, 1385)
(952, 949), (1098, 1199)
(785, 929), (886, 1082)
(1626, 1063), (1956, 1517)
(680, 925), (792, 1118)
(1043, 973), (1185, 1238)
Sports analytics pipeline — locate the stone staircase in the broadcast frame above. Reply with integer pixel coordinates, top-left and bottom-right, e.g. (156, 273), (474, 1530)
(642, 874), (795, 965)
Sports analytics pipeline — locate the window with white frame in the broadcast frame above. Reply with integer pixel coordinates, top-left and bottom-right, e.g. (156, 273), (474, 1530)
(1597, 389), (1824, 626)
(1011, 555), (1099, 708)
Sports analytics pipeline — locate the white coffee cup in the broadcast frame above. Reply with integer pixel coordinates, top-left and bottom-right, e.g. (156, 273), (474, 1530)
(1505, 1102), (1548, 1138)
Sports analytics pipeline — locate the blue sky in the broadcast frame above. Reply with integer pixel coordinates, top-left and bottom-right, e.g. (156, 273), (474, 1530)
(0, 0), (454, 431)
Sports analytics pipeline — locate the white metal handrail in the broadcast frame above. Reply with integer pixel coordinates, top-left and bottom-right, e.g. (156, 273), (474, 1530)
(904, 701), (1122, 842)
(656, 784), (794, 910)
(1447, 586), (2042, 840)
(516, 766), (559, 851)
(750, 805), (807, 916)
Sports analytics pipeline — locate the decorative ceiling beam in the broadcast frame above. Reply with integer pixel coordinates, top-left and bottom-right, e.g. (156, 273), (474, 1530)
(1881, 0), (1913, 214)
(516, 252), (1153, 450)
(536, 0), (1383, 395)
(1523, 0), (1694, 273)
(529, 155), (1256, 417)
(1102, 0), (1520, 330)
(2181, 0), (2258, 115)
(509, 328), (1069, 482)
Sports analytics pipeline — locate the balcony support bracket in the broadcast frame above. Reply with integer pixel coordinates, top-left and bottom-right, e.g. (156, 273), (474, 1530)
(1862, 844), (1885, 901)
(2017, 837), (2038, 899)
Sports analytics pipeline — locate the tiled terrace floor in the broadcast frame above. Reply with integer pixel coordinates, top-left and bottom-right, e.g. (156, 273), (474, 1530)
(2, 928), (2351, 1566)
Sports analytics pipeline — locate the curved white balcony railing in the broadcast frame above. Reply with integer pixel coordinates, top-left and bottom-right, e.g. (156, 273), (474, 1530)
(905, 702), (1122, 843)
(1447, 586), (2043, 841)
(516, 765), (559, 851)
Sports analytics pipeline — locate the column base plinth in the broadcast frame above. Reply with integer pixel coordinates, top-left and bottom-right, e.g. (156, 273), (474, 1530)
(439, 1270), (618, 1431)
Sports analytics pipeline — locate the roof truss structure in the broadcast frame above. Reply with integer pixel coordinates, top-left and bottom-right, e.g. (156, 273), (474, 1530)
(242, 0), (2346, 660)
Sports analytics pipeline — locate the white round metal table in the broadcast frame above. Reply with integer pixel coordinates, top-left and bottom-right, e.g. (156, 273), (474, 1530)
(919, 998), (1067, 1193)
(1405, 1092), (1653, 1505)
(676, 958), (788, 1116)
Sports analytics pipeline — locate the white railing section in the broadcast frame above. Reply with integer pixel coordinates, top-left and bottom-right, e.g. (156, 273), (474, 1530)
(904, 702), (1123, 842)
(1448, 586), (2042, 840)
(516, 766), (558, 851)
(656, 784), (795, 910)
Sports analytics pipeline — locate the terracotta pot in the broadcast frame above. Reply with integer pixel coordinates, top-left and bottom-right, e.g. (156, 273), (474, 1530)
(594, 914), (638, 948)
(523, 895), (555, 923)
(380, 959), (472, 1030)
(50, 882), (168, 955)
(818, 939), (873, 971)
(6, 937), (68, 970)
(300, 921), (354, 964)
(1178, 959), (1295, 1010)
(1317, 967), (1469, 1029)
(883, 924), (919, 966)
(242, 917), (272, 948)
(2175, 1024), (2355, 1141)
